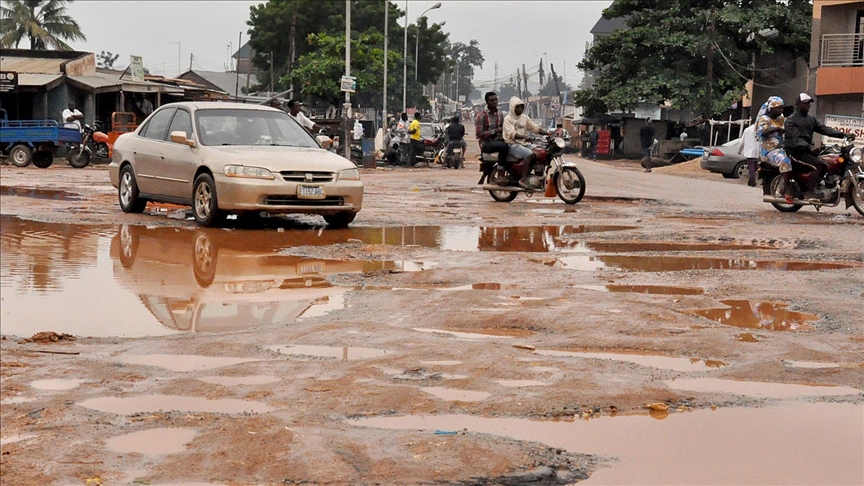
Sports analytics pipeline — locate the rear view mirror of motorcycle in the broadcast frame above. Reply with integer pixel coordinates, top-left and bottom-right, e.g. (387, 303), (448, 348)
(316, 135), (332, 149)
(170, 131), (196, 148)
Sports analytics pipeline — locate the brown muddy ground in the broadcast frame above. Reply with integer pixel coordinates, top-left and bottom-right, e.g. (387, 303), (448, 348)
(1, 136), (862, 486)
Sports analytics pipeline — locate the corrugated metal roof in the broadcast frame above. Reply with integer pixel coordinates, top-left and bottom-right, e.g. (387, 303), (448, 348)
(67, 74), (121, 89)
(184, 70), (258, 94)
(18, 73), (63, 86)
(0, 56), (65, 74)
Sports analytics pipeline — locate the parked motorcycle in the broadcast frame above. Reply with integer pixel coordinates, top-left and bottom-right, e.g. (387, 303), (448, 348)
(760, 138), (864, 216)
(66, 121), (109, 168)
(478, 136), (586, 204)
(440, 140), (464, 169)
(418, 136), (443, 165)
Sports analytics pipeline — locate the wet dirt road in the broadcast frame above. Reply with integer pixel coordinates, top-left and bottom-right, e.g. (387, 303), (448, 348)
(1, 151), (862, 485)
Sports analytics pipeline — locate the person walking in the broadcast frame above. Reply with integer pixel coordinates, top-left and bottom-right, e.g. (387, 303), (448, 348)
(738, 122), (760, 187)
(640, 118), (656, 172)
(589, 126), (599, 160)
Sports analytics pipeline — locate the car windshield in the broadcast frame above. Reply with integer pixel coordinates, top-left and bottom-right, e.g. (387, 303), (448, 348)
(195, 109), (318, 148)
(420, 124), (437, 138)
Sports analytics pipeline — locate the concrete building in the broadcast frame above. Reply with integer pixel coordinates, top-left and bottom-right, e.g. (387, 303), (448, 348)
(812, 0), (864, 118)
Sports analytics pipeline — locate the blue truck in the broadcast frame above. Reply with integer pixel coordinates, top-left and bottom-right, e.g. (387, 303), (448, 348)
(0, 115), (82, 168)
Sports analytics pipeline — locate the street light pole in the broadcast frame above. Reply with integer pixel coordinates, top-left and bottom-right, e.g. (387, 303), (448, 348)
(344, 0), (351, 160)
(414, 3), (442, 83)
(383, 0), (388, 128)
(402, 0), (408, 113)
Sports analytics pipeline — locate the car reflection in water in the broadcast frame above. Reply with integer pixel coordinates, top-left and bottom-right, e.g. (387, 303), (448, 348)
(108, 225), (382, 332)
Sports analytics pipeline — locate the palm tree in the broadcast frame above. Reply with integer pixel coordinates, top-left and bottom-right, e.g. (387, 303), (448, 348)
(0, 0), (85, 50)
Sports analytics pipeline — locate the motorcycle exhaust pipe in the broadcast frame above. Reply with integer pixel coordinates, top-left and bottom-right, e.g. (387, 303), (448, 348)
(762, 196), (805, 205)
(481, 184), (523, 192)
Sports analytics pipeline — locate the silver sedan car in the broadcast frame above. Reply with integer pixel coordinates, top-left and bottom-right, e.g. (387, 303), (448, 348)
(700, 138), (748, 179)
(108, 102), (363, 227)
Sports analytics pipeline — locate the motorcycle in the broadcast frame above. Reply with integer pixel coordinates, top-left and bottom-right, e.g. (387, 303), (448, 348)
(66, 121), (109, 168)
(418, 135), (443, 165)
(759, 138), (864, 216)
(438, 140), (465, 169)
(478, 136), (586, 204)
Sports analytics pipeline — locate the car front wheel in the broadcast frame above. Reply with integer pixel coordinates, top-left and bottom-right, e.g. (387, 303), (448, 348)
(193, 173), (224, 227)
(323, 212), (356, 228)
(119, 165), (147, 213)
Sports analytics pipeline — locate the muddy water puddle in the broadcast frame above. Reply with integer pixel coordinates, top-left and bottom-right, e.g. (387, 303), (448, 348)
(494, 380), (547, 387)
(115, 355), (264, 372)
(535, 350), (726, 372)
(0, 186), (83, 201)
(559, 254), (855, 272)
(413, 328), (533, 340)
(77, 394), (275, 415)
(420, 387), (491, 402)
(266, 344), (388, 360)
(353, 402), (863, 485)
(0, 218), (427, 337)
(29, 378), (88, 391)
(572, 284), (704, 295)
(664, 377), (862, 398)
(563, 241), (778, 253)
(106, 427), (197, 456)
(198, 375), (282, 386)
(687, 300), (817, 331)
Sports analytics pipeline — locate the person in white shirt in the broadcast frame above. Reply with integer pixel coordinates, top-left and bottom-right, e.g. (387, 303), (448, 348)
(738, 123), (760, 187)
(503, 95), (549, 189)
(395, 112), (410, 165)
(62, 102), (83, 132)
(286, 99), (320, 133)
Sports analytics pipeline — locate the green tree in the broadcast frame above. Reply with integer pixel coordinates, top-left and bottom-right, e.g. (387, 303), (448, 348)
(447, 39), (484, 101)
(286, 32), (403, 109)
(576, 0), (811, 117)
(539, 73), (571, 98)
(0, 0), (85, 50)
(96, 50), (118, 69)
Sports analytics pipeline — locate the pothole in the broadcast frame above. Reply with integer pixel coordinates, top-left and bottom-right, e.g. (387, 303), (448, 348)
(197, 375), (282, 386)
(571, 284), (704, 295)
(105, 427), (197, 456)
(266, 344), (388, 360)
(420, 387), (491, 402)
(29, 378), (88, 391)
(413, 328), (533, 339)
(663, 378), (862, 398)
(685, 300), (817, 331)
(534, 350), (726, 372)
(0, 186), (83, 200)
(559, 255), (855, 272)
(115, 355), (264, 372)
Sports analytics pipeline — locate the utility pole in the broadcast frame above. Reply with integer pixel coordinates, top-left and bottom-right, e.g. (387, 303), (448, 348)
(289, 10), (297, 99)
(706, 8), (715, 119)
(494, 62), (498, 91)
(383, 0), (388, 128)
(188, 53), (193, 71)
(344, 0), (351, 160)
(402, 0), (408, 112)
(234, 33), (241, 100)
(269, 51), (274, 95)
(516, 69), (522, 100)
(550, 63), (561, 123)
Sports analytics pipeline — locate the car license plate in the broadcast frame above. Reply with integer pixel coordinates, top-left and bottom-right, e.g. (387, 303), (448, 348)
(297, 185), (324, 199)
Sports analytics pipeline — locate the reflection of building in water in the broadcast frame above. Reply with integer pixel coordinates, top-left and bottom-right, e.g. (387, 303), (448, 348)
(0, 216), (104, 293)
(109, 225), (379, 333)
(689, 300), (817, 332)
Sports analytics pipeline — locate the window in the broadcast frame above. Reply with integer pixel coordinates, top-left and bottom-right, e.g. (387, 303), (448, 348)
(140, 108), (176, 141)
(167, 109), (192, 139)
(195, 109), (318, 147)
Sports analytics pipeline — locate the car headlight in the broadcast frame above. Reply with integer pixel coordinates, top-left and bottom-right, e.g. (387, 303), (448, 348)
(338, 168), (360, 181)
(850, 147), (863, 164)
(224, 165), (274, 180)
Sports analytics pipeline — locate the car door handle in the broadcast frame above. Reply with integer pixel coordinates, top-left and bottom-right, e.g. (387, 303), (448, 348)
(160, 155), (165, 159)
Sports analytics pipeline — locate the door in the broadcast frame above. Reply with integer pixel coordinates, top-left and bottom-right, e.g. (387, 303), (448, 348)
(132, 107), (175, 195)
(156, 108), (198, 199)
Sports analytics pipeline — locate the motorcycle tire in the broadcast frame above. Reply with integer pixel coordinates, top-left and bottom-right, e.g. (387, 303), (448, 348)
(67, 149), (90, 168)
(849, 176), (864, 217)
(95, 143), (110, 159)
(555, 166), (586, 204)
(487, 167), (518, 202)
(769, 175), (802, 213)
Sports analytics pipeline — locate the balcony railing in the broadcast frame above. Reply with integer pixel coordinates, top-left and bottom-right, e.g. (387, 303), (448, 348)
(820, 33), (864, 67)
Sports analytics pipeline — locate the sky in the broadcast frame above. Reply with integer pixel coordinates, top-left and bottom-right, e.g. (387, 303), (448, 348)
(63, 0), (613, 92)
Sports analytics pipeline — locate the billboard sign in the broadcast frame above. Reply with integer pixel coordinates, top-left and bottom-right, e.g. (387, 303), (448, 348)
(823, 114), (864, 148)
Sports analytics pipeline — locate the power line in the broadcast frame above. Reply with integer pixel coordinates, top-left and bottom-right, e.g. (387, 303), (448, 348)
(713, 42), (802, 88)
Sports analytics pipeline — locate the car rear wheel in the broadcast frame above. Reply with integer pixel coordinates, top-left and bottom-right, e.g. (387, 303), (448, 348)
(193, 173), (224, 227)
(733, 161), (748, 179)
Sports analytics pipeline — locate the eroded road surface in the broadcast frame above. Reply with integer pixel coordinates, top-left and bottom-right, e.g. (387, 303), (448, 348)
(1, 152), (862, 485)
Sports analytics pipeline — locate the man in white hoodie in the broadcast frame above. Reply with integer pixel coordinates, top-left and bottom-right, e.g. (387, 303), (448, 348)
(503, 96), (549, 189)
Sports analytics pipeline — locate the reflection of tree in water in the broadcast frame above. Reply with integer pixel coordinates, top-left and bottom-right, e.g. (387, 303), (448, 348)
(691, 300), (817, 332)
(478, 226), (558, 252)
(0, 216), (103, 294)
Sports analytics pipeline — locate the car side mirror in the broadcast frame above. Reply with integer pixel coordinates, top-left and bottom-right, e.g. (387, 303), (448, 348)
(170, 130), (195, 147)
(316, 135), (332, 149)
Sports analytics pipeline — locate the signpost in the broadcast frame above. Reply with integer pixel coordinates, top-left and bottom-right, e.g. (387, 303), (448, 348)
(130, 56), (145, 82)
(340, 75), (356, 93)
(0, 71), (18, 93)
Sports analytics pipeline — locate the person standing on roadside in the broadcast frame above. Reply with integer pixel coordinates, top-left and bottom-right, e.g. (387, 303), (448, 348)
(408, 112), (423, 167)
(589, 126), (599, 160)
(62, 102), (84, 132)
(738, 122), (760, 187)
(640, 118), (655, 172)
(286, 99), (321, 133)
(395, 113), (410, 165)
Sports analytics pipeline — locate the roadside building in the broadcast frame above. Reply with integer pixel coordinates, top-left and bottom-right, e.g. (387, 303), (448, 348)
(811, 1), (864, 118)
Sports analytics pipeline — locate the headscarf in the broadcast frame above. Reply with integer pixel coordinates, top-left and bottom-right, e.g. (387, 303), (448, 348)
(756, 96), (784, 120)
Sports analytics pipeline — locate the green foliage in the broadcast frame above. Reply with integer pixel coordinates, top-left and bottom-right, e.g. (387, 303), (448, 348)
(448, 39), (484, 100)
(96, 50), (118, 68)
(539, 73), (571, 97)
(577, 0), (812, 117)
(0, 0), (86, 50)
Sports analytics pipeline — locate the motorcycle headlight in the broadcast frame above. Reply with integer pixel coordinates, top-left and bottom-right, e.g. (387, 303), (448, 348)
(224, 165), (274, 180)
(338, 168), (360, 181)
(850, 147), (863, 164)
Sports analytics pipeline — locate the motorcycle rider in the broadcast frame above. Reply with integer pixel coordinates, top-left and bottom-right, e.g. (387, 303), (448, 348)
(503, 96), (549, 189)
(755, 96), (794, 203)
(784, 92), (855, 199)
(446, 114), (466, 163)
(475, 92), (509, 171)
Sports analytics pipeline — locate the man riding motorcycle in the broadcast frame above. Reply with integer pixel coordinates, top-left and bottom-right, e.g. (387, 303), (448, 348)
(476, 92), (509, 171)
(784, 92), (855, 199)
(503, 96), (550, 189)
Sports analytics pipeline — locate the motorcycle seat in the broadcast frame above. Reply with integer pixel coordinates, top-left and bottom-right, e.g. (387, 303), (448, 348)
(790, 157), (817, 172)
(480, 152), (522, 163)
